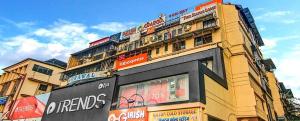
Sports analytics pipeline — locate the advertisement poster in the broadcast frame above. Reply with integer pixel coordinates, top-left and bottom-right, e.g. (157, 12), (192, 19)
(41, 78), (116, 121)
(149, 108), (201, 121)
(115, 53), (148, 70)
(4, 93), (50, 121)
(108, 107), (148, 121)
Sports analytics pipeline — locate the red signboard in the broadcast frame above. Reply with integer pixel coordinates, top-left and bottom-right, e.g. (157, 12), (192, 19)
(195, 0), (221, 11)
(108, 107), (148, 121)
(116, 53), (148, 70)
(9, 96), (46, 120)
(89, 37), (110, 47)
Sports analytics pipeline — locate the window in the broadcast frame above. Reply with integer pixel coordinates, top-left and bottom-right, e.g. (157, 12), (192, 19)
(164, 44), (168, 52)
(171, 30), (177, 38)
(38, 84), (48, 91)
(32, 64), (53, 76)
(195, 34), (212, 46)
(164, 32), (169, 40)
(208, 116), (222, 121)
(118, 74), (189, 108)
(178, 28), (183, 35)
(203, 19), (216, 29)
(156, 48), (160, 54)
(11, 80), (21, 94)
(173, 41), (185, 52)
(0, 82), (11, 96)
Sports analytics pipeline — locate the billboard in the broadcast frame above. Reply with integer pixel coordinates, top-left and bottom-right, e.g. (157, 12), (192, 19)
(180, 3), (217, 24)
(108, 107), (148, 121)
(3, 93), (50, 121)
(149, 108), (201, 121)
(89, 37), (110, 47)
(41, 78), (116, 121)
(115, 53), (148, 70)
(109, 32), (121, 42)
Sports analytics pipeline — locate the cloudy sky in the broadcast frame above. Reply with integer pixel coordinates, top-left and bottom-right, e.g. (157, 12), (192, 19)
(0, 0), (299, 97)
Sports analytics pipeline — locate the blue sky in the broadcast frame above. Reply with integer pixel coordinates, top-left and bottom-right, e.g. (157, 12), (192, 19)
(1, 0), (300, 97)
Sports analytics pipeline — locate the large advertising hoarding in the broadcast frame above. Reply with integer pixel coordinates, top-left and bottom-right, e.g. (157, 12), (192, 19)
(41, 78), (116, 121)
(149, 108), (201, 121)
(2, 93), (50, 121)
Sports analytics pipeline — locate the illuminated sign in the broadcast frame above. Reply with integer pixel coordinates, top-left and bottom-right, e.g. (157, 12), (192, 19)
(42, 78), (116, 121)
(68, 71), (108, 84)
(89, 37), (110, 47)
(108, 107), (148, 121)
(149, 108), (201, 121)
(168, 8), (189, 18)
(180, 4), (217, 24)
(116, 53), (148, 70)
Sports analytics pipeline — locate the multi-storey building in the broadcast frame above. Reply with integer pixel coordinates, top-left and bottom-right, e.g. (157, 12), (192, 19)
(50, 1), (287, 121)
(0, 58), (66, 116)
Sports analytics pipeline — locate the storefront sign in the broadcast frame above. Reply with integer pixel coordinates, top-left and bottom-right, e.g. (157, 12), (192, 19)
(180, 4), (217, 24)
(42, 78), (116, 121)
(116, 53), (148, 70)
(149, 108), (201, 121)
(195, 0), (222, 11)
(68, 71), (108, 84)
(140, 16), (166, 33)
(122, 27), (138, 39)
(8, 93), (50, 120)
(108, 107), (148, 121)
(110, 32), (122, 42)
(89, 37), (110, 47)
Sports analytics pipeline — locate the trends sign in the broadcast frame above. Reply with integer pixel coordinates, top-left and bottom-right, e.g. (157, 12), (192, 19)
(42, 77), (116, 121)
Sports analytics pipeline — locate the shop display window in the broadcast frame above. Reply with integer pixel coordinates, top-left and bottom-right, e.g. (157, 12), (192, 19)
(118, 74), (189, 108)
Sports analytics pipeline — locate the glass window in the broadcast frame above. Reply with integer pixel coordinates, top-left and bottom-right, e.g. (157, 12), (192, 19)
(203, 19), (216, 29)
(195, 34), (212, 46)
(38, 84), (48, 91)
(178, 28), (183, 35)
(32, 64), (53, 76)
(156, 48), (160, 54)
(173, 41), (185, 52)
(172, 30), (177, 38)
(164, 44), (168, 52)
(118, 74), (189, 108)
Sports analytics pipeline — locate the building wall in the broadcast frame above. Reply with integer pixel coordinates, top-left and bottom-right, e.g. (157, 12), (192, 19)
(267, 72), (286, 119)
(0, 59), (65, 113)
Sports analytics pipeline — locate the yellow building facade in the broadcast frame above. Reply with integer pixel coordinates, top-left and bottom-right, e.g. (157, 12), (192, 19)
(0, 58), (66, 113)
(59, 1), (285, 121)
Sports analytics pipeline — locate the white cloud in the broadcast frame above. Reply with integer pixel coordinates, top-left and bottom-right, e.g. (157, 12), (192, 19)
(255, 10), (298, 24)
(0, 17), (35, 29)
(92, 22), (138, 33)
(275, 44), (300, 98)
(0, 20), (102, 70)
(261, 35), (300, 56)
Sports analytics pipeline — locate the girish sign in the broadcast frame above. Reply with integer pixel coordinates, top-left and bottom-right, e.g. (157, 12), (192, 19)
(108, 107), (148, 121)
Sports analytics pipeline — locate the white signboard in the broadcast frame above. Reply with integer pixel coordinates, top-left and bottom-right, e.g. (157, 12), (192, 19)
(139, 16), (166, 33)
(180, 4), (217, 24)
(68, 71), (108, 84)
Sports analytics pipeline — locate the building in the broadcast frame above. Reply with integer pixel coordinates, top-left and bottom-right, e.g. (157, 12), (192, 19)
(0, 58), (66, 118)
(47, 0), (288, 121)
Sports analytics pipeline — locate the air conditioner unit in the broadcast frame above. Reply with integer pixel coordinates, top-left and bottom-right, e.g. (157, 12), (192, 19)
(183, 24), (192, 32)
